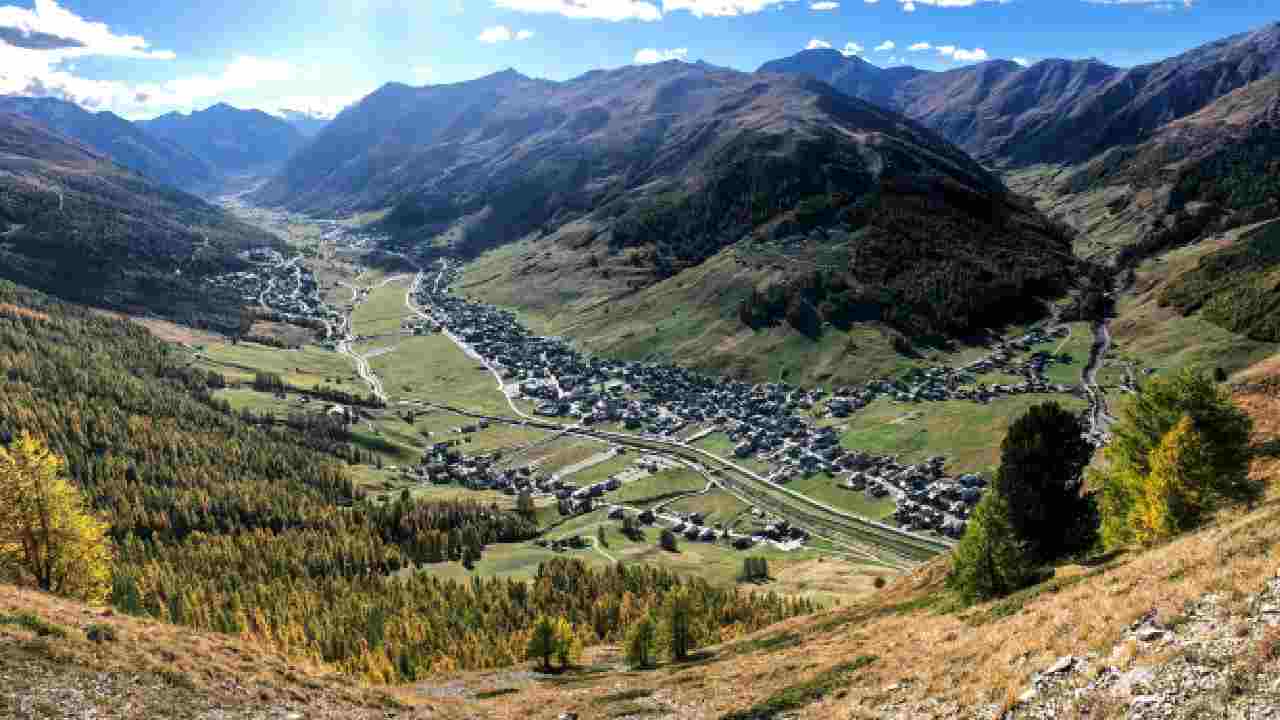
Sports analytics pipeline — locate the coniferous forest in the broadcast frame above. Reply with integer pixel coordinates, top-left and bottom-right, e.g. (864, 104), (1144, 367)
(0, 280), (813, 682)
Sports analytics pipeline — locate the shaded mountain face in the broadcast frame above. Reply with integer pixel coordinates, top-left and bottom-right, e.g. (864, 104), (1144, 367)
(1058, 74), (1280, 265)
(0, 113), (277, 331)
(0, 96), (215, 190)
(278, 108), (331, 136)
(758, 49), (924, 108)
(760, 22), (1280, 166)
(141, 103), (308, 174)
(259, 61), (1076, 339)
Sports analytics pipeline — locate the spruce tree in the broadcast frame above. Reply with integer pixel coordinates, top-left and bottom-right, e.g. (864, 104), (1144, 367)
(993, 401), (1094, 560)
(948, 488), (1034, 604)
(625, 614), (658, 669)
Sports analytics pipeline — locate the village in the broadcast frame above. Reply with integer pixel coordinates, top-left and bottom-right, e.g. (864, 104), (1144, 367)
(389, 263), (1096, 545)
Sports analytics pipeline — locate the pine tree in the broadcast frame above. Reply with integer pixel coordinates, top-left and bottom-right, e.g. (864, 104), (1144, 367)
(663, 587), (694, 661)
(992, 401), (1094, 560)
(947, 487), (1034, 604)
(625, 614), (658, 669)
(526, 615), (556, 671)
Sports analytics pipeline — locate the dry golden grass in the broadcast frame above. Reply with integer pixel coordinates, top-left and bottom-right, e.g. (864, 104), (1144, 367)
(7, 388), (1280, 719)
(90, 308), (226, 346)
(0, 584), (431, 717)
(410, 388), (1280, 719)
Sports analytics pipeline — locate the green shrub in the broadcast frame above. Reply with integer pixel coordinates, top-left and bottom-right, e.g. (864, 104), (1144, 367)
(0, 612), (68, 638)
(85, 623), (118, 643)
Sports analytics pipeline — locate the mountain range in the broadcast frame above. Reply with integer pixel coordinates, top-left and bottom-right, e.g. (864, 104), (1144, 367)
(0, 111), (277, 331)
(759, 21), (1280, 166)
(141, 103), (308, 175)
(0, 96), (216, 190)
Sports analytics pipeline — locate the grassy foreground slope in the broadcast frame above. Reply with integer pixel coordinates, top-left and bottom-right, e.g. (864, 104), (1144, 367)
(6, 380), (1279, 719)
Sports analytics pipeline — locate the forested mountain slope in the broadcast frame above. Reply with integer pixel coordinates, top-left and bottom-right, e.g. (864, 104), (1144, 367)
(0, 96), (215, 190)
(0, 113), (275, 332)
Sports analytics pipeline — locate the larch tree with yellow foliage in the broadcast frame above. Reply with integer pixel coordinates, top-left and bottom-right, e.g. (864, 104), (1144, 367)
(1130, 417), (1214, 546)
(0, 432), (112, 602)
(1095, 368), (1255, 549)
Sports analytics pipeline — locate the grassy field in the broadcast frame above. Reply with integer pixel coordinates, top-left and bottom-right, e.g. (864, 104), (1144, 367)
(350, 277), (412, 337)
(693, 433), (774, 475)
(1034, 321), (1094, 386)
(784, 475), (897, 520)
(193, 342), (367, 395)
(609, 468), (708, 505)
(558, 453), (635, 486)
(665, 489), (751, 526)
(418, 506), (884, 603)
(837, 394), (1088, 475)
(368, 335), (512, 413)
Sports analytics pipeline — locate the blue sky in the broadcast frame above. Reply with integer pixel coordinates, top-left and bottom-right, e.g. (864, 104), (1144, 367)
(0, 0), (1274, 120)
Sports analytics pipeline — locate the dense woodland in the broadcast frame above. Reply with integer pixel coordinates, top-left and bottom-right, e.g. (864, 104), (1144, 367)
(734, 183), (1078, 340)
(0, 281), (812, 682)
(0, 158), (274, 333)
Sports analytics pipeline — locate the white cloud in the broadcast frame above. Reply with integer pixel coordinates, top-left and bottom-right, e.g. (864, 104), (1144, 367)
(477, 25), (535, 43)
(864, 0), (879, 3)
(874, 40), (895, 51)
(270, 92), (367, 121)
(633, 47), (689, 63)
(0, 0), (174, 59)
(412, 66), (435, 82)
(907, 41), (931, 51)
(662, 0), (795, 17)
(896, 0), (1008, 10)
(1012, 56), (1029, 67)
(493, 0), (661, 21)
(805, 38), (832, 50)
(840, 41), (864, 56)
(936, 44), (956, 56)
(809, 1), (839, 8)
(951, 47), (988, 61)
(478, 25), (513, 42)
(494, 0), (795, 20)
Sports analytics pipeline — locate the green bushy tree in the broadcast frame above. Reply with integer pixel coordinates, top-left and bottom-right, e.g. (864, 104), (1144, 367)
(1095, 368), (1255, 549)
(992, 401), (1096, 560)
(948, 488), (1035, 604)
(625, 614), (658, 669)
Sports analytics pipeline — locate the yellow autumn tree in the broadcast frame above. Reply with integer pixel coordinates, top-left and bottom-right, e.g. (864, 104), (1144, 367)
(0, 432), (112, 602)
(1130, 416), (1212, 546)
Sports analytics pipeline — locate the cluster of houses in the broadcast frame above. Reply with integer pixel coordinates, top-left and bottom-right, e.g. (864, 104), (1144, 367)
(822, 326), (1080, 417)
(207, 249), (341, 335)
(407, 265), (1097, 542)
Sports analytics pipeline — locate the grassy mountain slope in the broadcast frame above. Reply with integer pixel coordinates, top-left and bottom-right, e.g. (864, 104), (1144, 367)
(262, 61), (1077, 378)
(142, 103), (309, 174)
(0, 96), (215, 190)
(0, 113), (277, 332)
